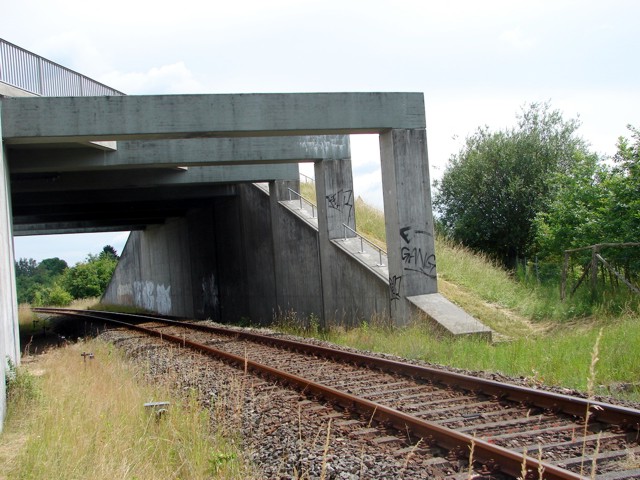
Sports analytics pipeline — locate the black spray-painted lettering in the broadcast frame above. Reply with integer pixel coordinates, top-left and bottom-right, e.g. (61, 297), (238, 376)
(389, 274), (402, 304)
(399, 225), (432, 244)
(400, 248), (437, 278)
(326, 189), (354, 225)
(399, 225), (436, 278)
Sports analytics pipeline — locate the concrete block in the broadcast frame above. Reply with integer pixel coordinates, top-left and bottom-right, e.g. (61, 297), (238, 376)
(408, 293), (492, 339)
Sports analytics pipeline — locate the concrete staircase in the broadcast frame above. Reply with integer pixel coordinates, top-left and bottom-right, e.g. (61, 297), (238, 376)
(255, 183), (493, 339)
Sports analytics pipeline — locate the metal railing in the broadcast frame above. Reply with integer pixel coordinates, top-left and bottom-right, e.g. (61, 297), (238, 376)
(0, 38), (124, 97)
(342, 223), (386, 267)
(287, 180), (386, 267)
(299, 172), (314, 184)
(287, 188), (317, 218)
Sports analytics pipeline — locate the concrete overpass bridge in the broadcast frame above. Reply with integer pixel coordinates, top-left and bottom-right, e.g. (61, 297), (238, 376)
(0, 39), (489, 428)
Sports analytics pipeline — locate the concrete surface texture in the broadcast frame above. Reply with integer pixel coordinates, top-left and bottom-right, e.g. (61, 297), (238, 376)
(103, 182), (393, 325)
(9, 136), (350, 173)
(1, 93), (425, 143)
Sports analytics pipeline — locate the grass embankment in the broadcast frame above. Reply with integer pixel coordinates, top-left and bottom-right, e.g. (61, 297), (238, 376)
(292, 183), (640, 400)
(1, 307), (254, 480)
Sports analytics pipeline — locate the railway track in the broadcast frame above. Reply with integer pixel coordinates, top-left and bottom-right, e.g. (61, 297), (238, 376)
(34, 307), (640, 479)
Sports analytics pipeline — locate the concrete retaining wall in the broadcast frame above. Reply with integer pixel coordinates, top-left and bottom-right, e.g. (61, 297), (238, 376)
(104, 184), (392, 327)
(103, 207), (219, 319)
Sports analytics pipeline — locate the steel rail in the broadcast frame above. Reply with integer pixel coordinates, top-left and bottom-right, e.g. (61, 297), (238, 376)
(34, 307), (590, 479)
(60, 308), (640, 432)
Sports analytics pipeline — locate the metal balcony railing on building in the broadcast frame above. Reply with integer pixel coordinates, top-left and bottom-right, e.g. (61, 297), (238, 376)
(0, 38), (124, 97)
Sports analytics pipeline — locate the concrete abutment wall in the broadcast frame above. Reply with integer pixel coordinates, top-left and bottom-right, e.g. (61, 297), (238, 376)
(103, 181), (391, 325)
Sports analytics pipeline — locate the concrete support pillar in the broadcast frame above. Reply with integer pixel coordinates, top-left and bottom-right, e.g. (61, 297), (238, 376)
(315, 155), (355, 325)
(380, 129), (437, 325)
(271, 177), (300, 312)
(269, 181), (286, 311)
(0, 102), (20, 429)
(272, 178), (300, 203)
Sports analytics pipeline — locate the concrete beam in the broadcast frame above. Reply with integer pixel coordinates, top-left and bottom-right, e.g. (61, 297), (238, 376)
(13, 224), (144, 236)
(12, 185), (237, 207)
(13, 210), (174, 225)
(11, 164), (298, 193)
(1, 85), (116, 151)
(1, 93), (425, 144)
(8, 136), (349, 173)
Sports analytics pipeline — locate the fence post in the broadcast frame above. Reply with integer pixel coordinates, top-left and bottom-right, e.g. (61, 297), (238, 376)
(590, 245), (600, 297)
(561, 251), (569, 301)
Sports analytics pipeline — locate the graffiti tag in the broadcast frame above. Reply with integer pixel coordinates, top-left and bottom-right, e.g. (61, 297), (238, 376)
(399, 225), (436, 278)
(389, 274), (402, 304)
(326, 189), (354, 225)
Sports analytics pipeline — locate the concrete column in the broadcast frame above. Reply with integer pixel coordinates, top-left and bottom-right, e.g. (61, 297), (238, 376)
(272, 178), (300, 203)
(380, 129), (437, 325)
(0, 102), (20, 429)
(314, 155), (355, 325)
(269, 181), (285, 311)
(315, 158), (356, 241)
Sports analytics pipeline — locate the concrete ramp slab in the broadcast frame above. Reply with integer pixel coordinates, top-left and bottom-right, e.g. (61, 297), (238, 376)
(408, 293), (492, 340)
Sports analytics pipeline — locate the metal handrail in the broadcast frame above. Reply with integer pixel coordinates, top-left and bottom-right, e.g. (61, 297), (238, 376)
(299, 172), (314, 184)
(287, 188), (316, 218)
(0, 38), (125, 97)
(342, 223), (386, 267)
(286, 184), (386, 267)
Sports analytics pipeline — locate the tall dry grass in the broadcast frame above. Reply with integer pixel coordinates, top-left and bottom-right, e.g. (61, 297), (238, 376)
(1, 339), (254, 480)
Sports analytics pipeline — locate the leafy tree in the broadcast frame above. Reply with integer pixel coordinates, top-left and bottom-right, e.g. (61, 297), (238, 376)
(15, 258), (38, 277)
(533, 152), (607, 260)
(607, 125), (640, 243)
(63, 251), (118, 299)
(533, 125), (640, 280)
(38, 257), (68, 278)
(14, 257), (68, 304)
(100, 245), (119, 260)
(15, 246), (118, 304)
(433, 102), (589, 267)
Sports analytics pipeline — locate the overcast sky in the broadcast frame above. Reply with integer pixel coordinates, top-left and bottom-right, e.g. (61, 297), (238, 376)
(5, 0), (639, 264)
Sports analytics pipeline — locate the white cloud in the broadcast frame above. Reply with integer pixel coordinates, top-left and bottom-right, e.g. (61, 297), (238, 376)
(100, 62), (204, 95)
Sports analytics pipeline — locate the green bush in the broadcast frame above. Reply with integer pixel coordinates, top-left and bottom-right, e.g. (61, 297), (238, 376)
(46, 283), (74, 306)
